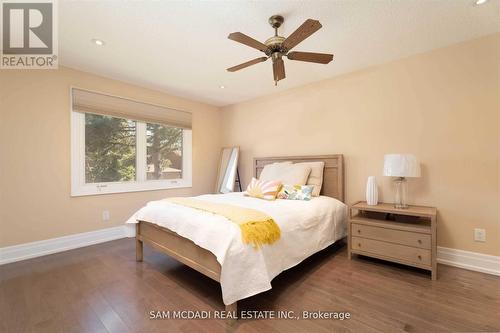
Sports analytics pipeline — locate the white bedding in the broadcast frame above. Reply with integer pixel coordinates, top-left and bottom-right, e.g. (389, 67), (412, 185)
(126, 192), (347, 305)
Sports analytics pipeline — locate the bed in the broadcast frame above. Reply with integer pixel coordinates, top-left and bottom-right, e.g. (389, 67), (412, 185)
(128, 155), (346, 316)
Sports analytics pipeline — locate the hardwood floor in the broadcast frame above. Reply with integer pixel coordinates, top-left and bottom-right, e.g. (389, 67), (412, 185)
(1, 239), (499, 333)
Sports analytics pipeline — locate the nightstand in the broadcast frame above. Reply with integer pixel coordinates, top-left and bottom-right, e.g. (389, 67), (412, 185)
(348, 201), (438, 280)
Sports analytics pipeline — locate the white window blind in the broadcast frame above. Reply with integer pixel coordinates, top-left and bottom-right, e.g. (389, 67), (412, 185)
(72, 88), (192, 129)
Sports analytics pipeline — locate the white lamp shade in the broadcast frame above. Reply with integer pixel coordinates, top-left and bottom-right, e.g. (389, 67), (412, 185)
(383, 154), (421, 178)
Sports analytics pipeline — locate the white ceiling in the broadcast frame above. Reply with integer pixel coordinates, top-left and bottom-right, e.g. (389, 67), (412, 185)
(59, 0), (500, 107)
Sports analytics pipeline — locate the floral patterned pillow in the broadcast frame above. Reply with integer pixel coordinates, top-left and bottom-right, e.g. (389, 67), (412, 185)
(277, 185), (314, 201)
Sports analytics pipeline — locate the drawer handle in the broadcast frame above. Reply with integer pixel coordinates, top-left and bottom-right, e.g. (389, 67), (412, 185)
(418, 239), (422, 244)
(357, 229), (361, 234)
(418, 255), (422, 260)
(358, 243), (361, 247)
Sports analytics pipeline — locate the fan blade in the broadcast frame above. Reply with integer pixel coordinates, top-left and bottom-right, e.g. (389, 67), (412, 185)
(228, 32), (268, 52)
(282, 19), (322, 51)
(273, 58), (285, 82)
(287, 51), (333, 64)
(227, 57), (268, 72)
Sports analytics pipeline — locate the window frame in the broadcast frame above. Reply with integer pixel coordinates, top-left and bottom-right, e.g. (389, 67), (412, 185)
(70, 97), (192, 197)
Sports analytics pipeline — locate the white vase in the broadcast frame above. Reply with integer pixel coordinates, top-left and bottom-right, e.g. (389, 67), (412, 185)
(366, 176), (378, 205)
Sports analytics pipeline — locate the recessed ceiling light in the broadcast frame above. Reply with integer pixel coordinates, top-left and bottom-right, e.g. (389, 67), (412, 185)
(475, 0), (488, 5)
(92, 39), (105, 46)
(219, 85), (225, 89)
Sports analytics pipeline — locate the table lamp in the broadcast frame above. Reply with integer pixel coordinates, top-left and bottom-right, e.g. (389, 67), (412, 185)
(383, 154), (421, 209)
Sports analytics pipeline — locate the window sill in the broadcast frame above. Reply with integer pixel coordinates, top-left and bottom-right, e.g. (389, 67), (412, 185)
(71, 180), (192, 197)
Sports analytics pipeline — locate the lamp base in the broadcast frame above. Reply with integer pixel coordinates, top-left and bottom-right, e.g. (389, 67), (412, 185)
(393, 177), (409, 209)
(394, 203), (409, 209)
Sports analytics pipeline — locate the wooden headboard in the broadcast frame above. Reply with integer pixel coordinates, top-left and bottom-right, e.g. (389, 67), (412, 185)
(253, 155), (345, 202)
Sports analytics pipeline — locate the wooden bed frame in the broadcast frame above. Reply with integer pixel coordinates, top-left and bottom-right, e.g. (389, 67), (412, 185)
(135, 154), (344, 316)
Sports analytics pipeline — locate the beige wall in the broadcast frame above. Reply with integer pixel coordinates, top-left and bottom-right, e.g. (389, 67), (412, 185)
(221, 34), (500, 256)
(1, 35), (498, 257)
(0, 66), (222, 247)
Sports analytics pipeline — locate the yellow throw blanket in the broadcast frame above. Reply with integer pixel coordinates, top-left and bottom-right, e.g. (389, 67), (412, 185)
(166, 197), (281, 249)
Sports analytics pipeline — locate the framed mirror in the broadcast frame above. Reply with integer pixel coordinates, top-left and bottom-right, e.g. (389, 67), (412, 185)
(215, 147), (240, 194)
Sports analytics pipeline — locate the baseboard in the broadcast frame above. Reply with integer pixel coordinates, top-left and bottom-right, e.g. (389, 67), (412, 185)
(438, 246), (500, 276)
(2, 229), (499, 277)
(0, 225), (135, 265)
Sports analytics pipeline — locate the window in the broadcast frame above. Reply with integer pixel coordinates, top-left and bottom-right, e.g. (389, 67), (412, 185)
(85, 114), (137, 183)
(146, 123), (183, 180)
(71, 89), (192, 196)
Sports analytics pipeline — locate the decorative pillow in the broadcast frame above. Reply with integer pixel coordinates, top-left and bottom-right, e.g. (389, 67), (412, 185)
(277, 185), (314, 201)
(244, 178), (282, 200)
(295, 161), (325, 196)
(260, 163), (311, 186)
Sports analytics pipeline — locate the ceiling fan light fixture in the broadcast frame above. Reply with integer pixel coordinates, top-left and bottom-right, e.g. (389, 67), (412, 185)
(226, 15), (333, 85)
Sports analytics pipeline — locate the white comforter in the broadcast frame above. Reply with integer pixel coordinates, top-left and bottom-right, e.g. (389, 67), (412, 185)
(126, 192), (347, 305)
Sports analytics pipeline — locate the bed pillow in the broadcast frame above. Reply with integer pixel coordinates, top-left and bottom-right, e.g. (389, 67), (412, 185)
(259, 163), (311, 186)
(295, 161), (325, 196)
(258, 162), (292, 181)
(277, 185), (314, 201)
(244, 178), (282, 200)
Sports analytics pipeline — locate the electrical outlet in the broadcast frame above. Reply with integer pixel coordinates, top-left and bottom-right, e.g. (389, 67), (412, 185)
(474, 228), (486, 242)
(102, 210), (110, 222)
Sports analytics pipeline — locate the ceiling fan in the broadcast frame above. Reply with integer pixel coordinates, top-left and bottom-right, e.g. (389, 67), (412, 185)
(226, 15), (334, 85)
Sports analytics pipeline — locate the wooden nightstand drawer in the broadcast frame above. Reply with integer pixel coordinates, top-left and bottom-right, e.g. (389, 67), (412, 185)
(351, 223), (431, 249)
(351, 237), (431, 266)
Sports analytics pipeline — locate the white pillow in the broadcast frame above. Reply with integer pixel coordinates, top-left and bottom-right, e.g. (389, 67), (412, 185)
(260, 162), (311, 186)
(295, 161), (325, 196)
(258, 162), (292, 181)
